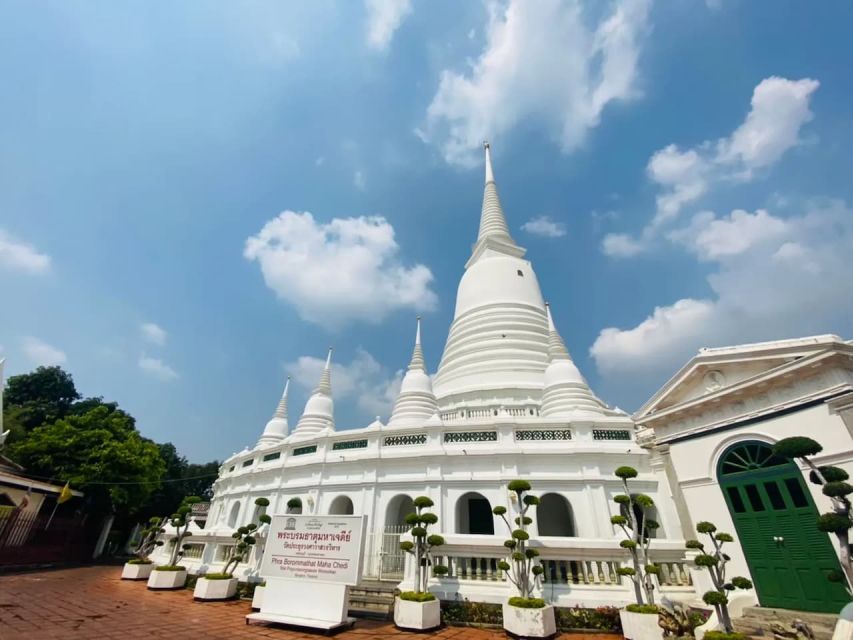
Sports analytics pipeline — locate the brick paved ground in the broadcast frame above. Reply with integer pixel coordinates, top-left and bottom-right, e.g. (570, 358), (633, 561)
(0, 566), (623, 640)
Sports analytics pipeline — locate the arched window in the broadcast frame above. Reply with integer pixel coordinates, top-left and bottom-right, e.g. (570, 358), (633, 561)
(537, 493), (575, 536)
(385, 495), (414, 529)
(329, 495), (354, 515)
(718, 441), (788, 476)
(456, 492), (494, 534)
(227, 502), (241, 528)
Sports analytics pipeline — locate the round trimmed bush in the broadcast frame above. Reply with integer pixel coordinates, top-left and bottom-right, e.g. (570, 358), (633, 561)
(615, 466), (638, 480)
(254, 497), (270, 507)
(696, 521), (717, 534)
(508, 479), (532, 492)
(772, 437), (822, 458)
(818, 513), (853, 533)
(823, 482), (853, 498)
(611, 515), (628, 526)
(511, 529), (529, 541)
(702, 591), (728, 606)
(715, 532), (734, 543)
(413, 496), (434, 508)
(613, 495), (631, 505)
(695, 554), (718, 567)
(810, 466), (849, 483)
(731, 576), (752, 589)
(492, 506), (507, 515)
(620, 540), (637, 549)
(427, 534), (445, 546)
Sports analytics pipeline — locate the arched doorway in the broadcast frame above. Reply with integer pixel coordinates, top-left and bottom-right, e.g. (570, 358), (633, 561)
(537, 493), (574, 536)
(718, 440), (847, 613)
(385, 494), (414, 527)
(329, 495), (354, 515)
(380, 495), (415, 579)
(456, 492), (494, 534)
(227, 502), (240, 528)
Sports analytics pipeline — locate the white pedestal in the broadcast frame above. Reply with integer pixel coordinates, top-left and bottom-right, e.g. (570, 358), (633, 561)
(833, 603), (853, 640)
(147, 569), (187, 590)
(252, 585), (265, 610)
(194, 577), (238, 600)
(620, 609), (664, 640)
(121, 562), (154, 580)
(502, 603), (556, 639)
(394, 597), (441, 630)
(246, 579), (353, 631)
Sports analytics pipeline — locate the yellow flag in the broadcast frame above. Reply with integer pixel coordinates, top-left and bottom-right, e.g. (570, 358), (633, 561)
(57, 482), (73, 504)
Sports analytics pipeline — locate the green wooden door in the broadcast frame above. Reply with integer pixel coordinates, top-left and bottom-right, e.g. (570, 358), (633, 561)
(718, 441), (848, 613)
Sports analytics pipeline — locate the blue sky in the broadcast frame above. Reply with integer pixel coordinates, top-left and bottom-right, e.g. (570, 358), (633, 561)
(2, 1), (852, 462)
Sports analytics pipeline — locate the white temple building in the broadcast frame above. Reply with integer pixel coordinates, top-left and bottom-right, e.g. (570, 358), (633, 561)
(154, 144), (852, 614)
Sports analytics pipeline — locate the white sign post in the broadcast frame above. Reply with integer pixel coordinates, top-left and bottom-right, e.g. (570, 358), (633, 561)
(246, 514), (366, 631)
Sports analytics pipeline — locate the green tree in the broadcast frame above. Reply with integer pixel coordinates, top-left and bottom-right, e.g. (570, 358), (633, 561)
(137, 443), (219, 520)
(2, 366), (80, 437)
(8, 404), (165, 513)
(494, 479), (545, 604)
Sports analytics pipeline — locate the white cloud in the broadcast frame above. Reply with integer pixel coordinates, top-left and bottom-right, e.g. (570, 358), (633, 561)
(521, 215), (567, 238)
(138, 354), (179, 381)
(0, 229), (51, 274)
(287, 348), (402, 420)
(140, 322), (168, 346)
(601, 232), (645, 258)
(668, 208), (789, 260)
(603, 76), (819, 255)
(592, 199), (853, 379)
(422, 0), (651, 166)
(244, 211), (437, 327)
(315, 156), (325, 166)
(365, 0), (412, 51)
(353, 170), (367, 191)
(22, 337), (67, 366)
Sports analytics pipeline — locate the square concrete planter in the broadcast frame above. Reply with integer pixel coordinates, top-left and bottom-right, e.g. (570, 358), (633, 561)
(251, 585), (266, 611)
(394, 597), (441, 631)
(502, 603), (556, 639)
(121, 562), (154, 580)
(194, 576), (238, 601)
(620, 609), (664, 640)
(147, 568), (187, 590)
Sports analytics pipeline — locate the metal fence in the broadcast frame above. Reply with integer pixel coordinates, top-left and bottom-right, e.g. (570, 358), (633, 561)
(0, 510), (93, 568)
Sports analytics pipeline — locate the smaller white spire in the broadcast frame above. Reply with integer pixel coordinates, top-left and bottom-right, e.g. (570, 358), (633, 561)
(293, 348), (336, 438)
(545, 303), (572, 361)
(257, 376), (291, 447)
(388, 317), (440, 428)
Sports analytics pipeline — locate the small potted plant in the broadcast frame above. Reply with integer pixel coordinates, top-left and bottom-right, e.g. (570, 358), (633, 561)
(394, 496), (447, 630)
(687, 521), (752, 639)
(610, 466), (662, 640)
(148, 495), (201, 590)
(248, 498), (272, 609)
(494, 479), (555, 639)
(658, 599), (706, 640)
(122, 516), (165, 580)
(195, 522), (258, 600)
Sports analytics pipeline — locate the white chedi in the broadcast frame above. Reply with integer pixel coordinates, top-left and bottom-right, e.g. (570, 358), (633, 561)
(387, 317), (439, 427)
(291, 348), (335, 440)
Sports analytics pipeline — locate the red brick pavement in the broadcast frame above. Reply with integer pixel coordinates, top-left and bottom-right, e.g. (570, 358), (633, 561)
(0, 566), (623, 640)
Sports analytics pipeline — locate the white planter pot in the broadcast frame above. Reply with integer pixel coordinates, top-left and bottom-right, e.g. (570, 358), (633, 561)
(832, 602), (853, 640)
(194, 577), (238, 601)
(620, 609), (663, 640)
(147, 568), (187, 590)
(251, 585), (265, 611)
(121, 562), (154, 580)
(502, 603), (556, 639)
(394, 597), (441, 631)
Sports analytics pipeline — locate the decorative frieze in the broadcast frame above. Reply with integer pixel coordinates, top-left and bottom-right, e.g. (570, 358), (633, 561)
(292, 445), (318, 456)
(444, 431), (498, 443)
(592, 429), (632, 441)
(383, 434), (427, 446)
(515, 429), (572, 441)
(332, 439), (368, 450)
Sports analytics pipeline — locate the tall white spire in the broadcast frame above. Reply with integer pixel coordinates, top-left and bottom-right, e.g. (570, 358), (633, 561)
(293, 348), (335, 438)
(257, 377), (290, 447)
(471, 141), (520, 259)
(388, 318), (440, 427)
(540, 304), (607, 418)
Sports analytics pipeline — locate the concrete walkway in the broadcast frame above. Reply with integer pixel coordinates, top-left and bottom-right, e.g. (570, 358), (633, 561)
(0, 566), (623, 640)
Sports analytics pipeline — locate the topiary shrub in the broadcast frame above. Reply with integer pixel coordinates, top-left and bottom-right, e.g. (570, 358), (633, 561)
(133, 516), (166, 564)
(686, 521), (752, 633)
(286, 497), (302, 513)
(494, 479), (545, 604)
(508, 597), (546, 609)
(625, 604), (659, 614)
(166, 495), (202, 567)
(773, 436), (853, 594)
(400, 591), (437, 602)
(611, 466), (658, 606)
(658, 600), (706, 637)
(399, 495), (446, 598)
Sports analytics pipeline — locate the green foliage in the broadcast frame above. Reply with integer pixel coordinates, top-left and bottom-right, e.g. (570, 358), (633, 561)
(259, 514), (271, 525)
(555, 606), (622, 632)
(154, 565), (186, 571)
(411, 526), (427, 537)
(525, 548), (540, 559)
(610, 515), (628, 526)
(433, 565), (449, 576)
(810, 466), (849, 483)
(511, 529), (529, 540)
(497, 560), (510, 571)
(413, 495), (434, 508)
(426, 534), (445, 546)
(399, 540), (414, 552)
(616, 567), (636, 577)
(702, 591), (728, 606)
(817, 512), (853, 533)
(503, 539), (516, 548)
(508, 597), (545, 608)
(421, 512), (438, 525)
(441, 599), (503, 626)
(731, 576), (752, 589)
(625, 604), (659, 614)
(404, 512), (419, 525)
(512, 551), (524, 562)
(696, 521), (717, 534)
(127, 558), (152, 565)
(400, 591), (436, 602)
(492, 505), (507, 515)
(772, 436), (823, 459)
(508, 479), (531, 492)
(514, 516), (533, 526)
(287, 497), (302, 509)
(2, 366), (80, 438)
(695, 554), (718, 567)
(823, 482), (853, 498)
(620, 539), (637, 549)
(613, 494), (631, 505)
(703, 632), (747, 640)
(685, 539), (704, 550)
(254, 497), (270, 507)
(615, 466), (638, 479)
(9, 403), (165, 512)
(136, 442), (219, 521)
(644, 564), (659, 575)
(203, 572), (234, 580)
(715, 533), (734, 543)
(634, 494), (654, 507)
(522, 494), (540, 506)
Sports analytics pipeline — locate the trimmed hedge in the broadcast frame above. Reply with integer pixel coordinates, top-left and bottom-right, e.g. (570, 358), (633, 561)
(508, 597), (546, 609)
(127, 558), (152, 565)
(154, 565), (186, 572)
(400, 591), (436, 602)
(625, 604), (659, 614)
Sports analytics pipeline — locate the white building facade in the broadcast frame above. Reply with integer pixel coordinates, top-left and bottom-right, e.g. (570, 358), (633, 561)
(154, 144), (695, 607)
